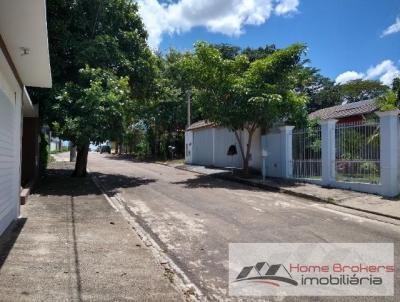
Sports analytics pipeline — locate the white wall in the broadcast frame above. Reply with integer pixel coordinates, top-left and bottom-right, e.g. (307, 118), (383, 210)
(0, 47), (22, 235)
(262, 129), (283, 178)
(192, 128), (214, 166)
(187, 126), (262, 170)
(213, 128), (242, 168)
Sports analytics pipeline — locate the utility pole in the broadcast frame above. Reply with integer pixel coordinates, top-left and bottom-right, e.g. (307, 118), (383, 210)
(187, 90), (191, 128)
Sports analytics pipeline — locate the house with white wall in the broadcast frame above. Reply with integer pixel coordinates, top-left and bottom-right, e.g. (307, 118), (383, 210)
(0, 0), (52, 235)
(185, 120), (262, 170)
(185, 100), (400, 198)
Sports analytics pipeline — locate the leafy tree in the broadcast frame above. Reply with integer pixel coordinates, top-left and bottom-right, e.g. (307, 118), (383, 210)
(53, 67), (130, 176)
(241, 45), (277, 62)
(338, 79), (388, 103)
(211, 43), (277, 61)
(392, 77), (400, 101)
(30, 0), (155, 175)
(188, 42), (309, 174)
(303, 74), (341, 112)
(211, 43), (241, 60)
(377, 90), (398, 111)
(122, 49), (202, 159)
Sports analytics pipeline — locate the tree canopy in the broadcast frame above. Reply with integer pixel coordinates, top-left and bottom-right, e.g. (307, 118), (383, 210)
(53, 67), (130, 176)
(186, 42), (309, 173)
(31, 0), (155, 176)
(338, 79), (388, 103)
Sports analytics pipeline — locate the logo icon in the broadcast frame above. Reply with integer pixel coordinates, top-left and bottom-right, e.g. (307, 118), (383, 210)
(234, 262), (298, 287)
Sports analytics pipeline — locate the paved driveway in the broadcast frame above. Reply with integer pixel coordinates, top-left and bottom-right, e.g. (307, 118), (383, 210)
(88, 153), (400, 301)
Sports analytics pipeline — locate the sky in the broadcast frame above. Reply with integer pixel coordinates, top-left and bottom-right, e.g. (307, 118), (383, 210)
(137, 0), (400, 85)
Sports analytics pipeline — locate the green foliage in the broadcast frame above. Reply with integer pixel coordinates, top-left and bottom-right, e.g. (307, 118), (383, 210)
(303, 73), (341, 112)
(338, 79), (388, 103)
(50, 146), (70, 154)
(189, 41), (309, 131)
(392, 77), (400, 100)
(53, 67), (130, 146)
(304, 78), (390, 113)
(30, 0), (154, 124)
(28, 0), (155, 175)
(186, 41), (309, 172)
(377, 90), (398, 111)
(126, 49), (199, 159)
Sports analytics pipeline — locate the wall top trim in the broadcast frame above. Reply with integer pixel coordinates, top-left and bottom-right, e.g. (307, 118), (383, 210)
(375, 110), (400, 117)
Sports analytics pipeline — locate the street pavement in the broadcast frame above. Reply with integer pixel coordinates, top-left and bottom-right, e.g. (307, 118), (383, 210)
(0, 161), (184, 302)
(88, 153), (400, 302)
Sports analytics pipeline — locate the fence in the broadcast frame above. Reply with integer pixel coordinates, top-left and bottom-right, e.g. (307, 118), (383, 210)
(335, 121), (380, 184)
(292, 127), (322, 179)
(261, 109), (398, 196)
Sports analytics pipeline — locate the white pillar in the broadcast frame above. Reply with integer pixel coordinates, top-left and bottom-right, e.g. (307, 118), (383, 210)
(320, 119), (337, 186)
(279, 126), (294, 178)
(376, 110), (399, 197)
(212, 128), (216, 166)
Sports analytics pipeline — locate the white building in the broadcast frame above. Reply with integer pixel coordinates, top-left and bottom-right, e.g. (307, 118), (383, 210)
(0, 0), (52, 234)
(185, 120), (262, 170)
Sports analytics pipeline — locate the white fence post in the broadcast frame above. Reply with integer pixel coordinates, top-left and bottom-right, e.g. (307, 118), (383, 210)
(280, 126), (294, 178)
(376, 110), (399, 197)
(212, 128), (216, 166)
(320, 119), (337, 186)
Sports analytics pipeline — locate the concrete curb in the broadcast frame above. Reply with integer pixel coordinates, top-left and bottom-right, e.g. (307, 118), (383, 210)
(88, 169), (203, 302)
(174, 165), (400, 222)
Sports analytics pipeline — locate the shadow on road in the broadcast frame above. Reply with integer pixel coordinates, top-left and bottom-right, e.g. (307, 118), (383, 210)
(36, 166), (156, 197)
(91, 172), (156, 196)
(171, 173), (276, 192)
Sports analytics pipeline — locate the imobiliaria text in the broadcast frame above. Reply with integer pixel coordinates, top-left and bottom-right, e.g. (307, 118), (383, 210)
(289, 263), (395, 286)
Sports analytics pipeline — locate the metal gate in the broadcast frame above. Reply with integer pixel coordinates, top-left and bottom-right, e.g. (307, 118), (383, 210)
(335, 121), (380, 184)
(292, 126), (322, 179)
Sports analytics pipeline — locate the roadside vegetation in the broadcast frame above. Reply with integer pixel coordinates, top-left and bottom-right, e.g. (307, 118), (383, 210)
(30, 0), (400, 177)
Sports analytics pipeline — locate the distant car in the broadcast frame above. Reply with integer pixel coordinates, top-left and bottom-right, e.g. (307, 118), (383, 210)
(100, 145), (111, 154)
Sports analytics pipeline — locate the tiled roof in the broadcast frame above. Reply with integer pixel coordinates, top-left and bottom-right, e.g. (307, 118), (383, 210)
(187, 120), (215, 131)
(309, 99), (379, 120)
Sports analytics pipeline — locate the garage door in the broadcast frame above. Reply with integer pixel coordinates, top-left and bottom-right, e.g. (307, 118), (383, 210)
(0, 89), (19, 235)
(193, 128), (213, 166)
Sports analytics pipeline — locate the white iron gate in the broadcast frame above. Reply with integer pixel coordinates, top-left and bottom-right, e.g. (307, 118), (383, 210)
(335, 121), (380, 184)
(292, 127), (322, 179)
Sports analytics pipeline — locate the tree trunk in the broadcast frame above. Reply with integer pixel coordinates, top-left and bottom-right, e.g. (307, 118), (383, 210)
(234, 126), (256, 176)
(72, 142), (89, 177)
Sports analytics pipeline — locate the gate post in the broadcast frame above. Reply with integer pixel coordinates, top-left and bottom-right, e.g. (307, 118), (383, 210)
(320, 119), (337, 186)
(279, 126), (295, 178)
(376, 110), (399, 197)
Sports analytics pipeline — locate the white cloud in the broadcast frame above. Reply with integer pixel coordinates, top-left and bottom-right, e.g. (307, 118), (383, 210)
(365, 60), (400, 85)
(381, 17), (400, 37)
(275, 0), (299, 16)
(137, 0), (299, 49)
(335, 71), (364, 85)
(335, 60), (400, 86)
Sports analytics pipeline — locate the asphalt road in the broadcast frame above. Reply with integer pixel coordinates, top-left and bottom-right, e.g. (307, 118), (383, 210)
(88, 153), (400, 302)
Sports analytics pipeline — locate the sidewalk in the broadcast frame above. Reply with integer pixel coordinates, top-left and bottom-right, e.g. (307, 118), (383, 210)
(177, 164), (400, 221)
(0, 161), (184, 302)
